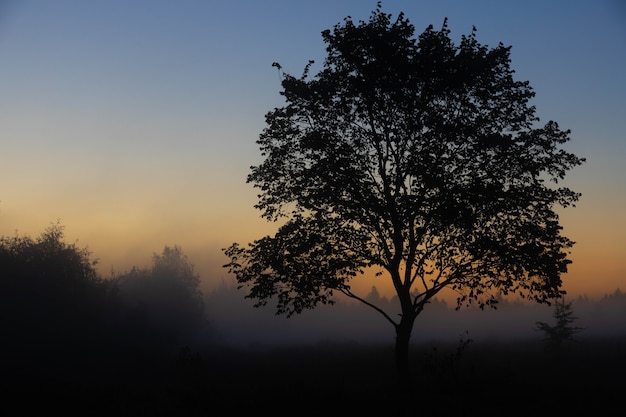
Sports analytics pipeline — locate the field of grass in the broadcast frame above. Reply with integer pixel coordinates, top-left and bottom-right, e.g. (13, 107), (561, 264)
(3, 336), (623, 416)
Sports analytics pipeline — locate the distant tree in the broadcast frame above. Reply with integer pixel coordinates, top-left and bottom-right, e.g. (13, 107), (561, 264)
(536, 297), (583, 349)
(116, 245), (207, 348)
(223, 3), (585, 385)
(602, 288), (624, 302)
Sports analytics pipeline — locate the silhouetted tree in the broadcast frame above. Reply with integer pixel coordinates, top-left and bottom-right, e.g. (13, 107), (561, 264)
(223, 3), (585, 387)
(0, 222), (114, 379)
(536, 297), (583, 349)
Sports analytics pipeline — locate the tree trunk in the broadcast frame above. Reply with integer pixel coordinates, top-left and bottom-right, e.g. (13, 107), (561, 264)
(394, 316), (414, 387)
(393, 316), (416, 416)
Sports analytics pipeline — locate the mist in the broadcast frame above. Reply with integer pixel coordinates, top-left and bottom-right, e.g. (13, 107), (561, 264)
(205, 280), (626, 348)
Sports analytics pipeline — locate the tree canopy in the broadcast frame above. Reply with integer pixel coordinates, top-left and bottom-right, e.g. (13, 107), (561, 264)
(223, 3), (585, 384)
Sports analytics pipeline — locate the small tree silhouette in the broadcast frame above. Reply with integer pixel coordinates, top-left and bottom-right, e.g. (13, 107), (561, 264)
(536, 297), (583, 349)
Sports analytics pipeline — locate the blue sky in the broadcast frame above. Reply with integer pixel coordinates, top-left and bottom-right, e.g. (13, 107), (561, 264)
(0, 0), (624, 300)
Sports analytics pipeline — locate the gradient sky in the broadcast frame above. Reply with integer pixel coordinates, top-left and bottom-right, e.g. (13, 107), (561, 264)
(1, 0), (624, 302)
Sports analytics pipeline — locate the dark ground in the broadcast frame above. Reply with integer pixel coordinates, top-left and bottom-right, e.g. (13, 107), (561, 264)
(2, 336), (624, 416)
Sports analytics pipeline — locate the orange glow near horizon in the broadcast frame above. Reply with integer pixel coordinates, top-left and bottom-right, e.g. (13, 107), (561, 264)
(1, 156), (623, 305)
(2, 216), (617, 307)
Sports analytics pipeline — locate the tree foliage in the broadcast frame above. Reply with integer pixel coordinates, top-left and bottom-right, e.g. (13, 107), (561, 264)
(0, 222), (105, 326)
(0, 221), (102, 296)
(223, 3), (585, 382)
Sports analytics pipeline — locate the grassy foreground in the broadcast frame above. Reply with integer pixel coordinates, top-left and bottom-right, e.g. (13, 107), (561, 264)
(3, 337), (623, 416)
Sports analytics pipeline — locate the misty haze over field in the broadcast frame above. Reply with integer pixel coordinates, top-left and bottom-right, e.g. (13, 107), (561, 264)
(204, 281), (626, 348)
